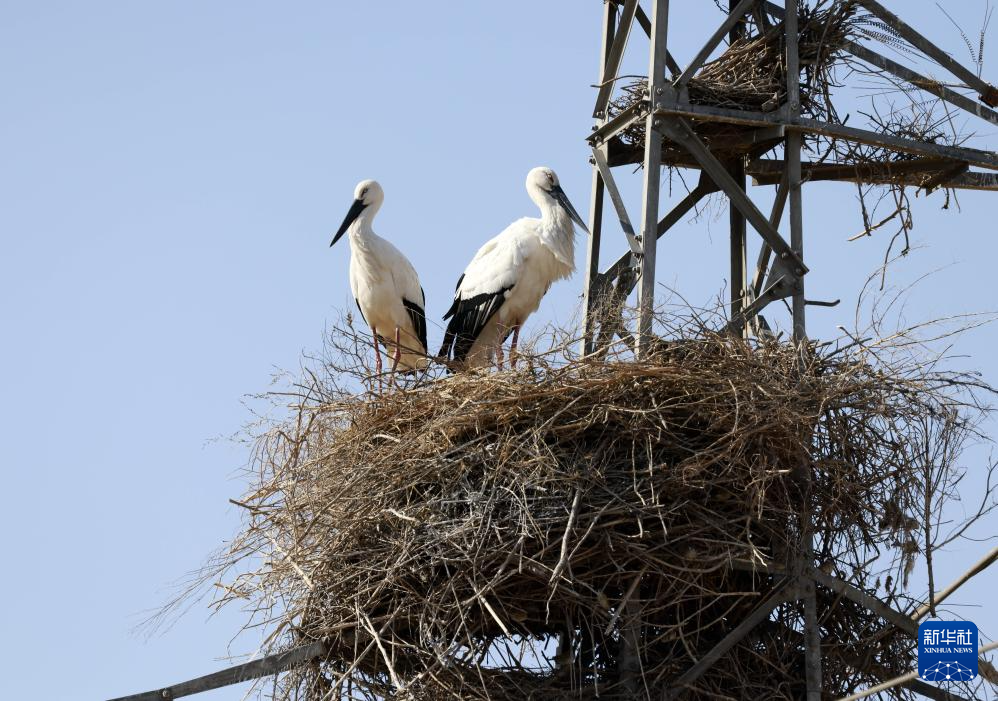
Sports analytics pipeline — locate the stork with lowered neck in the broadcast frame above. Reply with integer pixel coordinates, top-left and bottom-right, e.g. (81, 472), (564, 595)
(439, 166), (588, 369)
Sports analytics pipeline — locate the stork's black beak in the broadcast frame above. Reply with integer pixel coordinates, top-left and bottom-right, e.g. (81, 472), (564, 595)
(331, 199), (367, 246)
(551, 185), (589, 234)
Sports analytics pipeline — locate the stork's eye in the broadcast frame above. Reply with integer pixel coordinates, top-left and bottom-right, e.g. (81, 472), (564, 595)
(361, 188), (368, 198)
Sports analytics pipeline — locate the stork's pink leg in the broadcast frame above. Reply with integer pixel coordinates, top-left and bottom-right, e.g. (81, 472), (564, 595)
(494, 317), (505, 370)
(371, 326), (383, 377)
(390, 327), (402, 377)
(509, 324), (521, 369)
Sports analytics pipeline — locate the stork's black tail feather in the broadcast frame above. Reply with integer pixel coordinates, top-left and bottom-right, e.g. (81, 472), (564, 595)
(438, 286), (513, 363)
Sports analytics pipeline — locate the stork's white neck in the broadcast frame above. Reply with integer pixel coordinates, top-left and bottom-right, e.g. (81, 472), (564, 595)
(348, 205), (382, 248)
(537, 198), (576, 270)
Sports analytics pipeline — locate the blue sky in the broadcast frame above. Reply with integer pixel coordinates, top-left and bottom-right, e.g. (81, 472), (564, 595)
(1, 2), (996, 699)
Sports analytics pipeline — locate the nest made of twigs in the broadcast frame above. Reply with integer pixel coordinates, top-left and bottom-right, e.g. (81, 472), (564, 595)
(609, 1), (860, 148)
(207, 325), (992, 700)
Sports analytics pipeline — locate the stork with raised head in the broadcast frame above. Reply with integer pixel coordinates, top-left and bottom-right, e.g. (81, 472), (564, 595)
(439, 167), (588, 369)
(330, 179), (428, 375)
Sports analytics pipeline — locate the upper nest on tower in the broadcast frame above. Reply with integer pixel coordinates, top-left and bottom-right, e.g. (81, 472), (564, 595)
(196, 318), (995, 701)
(606, 0), (972, 171)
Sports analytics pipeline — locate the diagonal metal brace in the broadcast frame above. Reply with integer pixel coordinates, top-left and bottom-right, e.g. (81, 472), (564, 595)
(853, 0), (998, 108)
(761, 0), (998, 122)
(658, 116), (808, 276)
(599, 175), (718, 288)
(665, 580), (799, 699)
(675, 0), (757, 87)
(593, 0), (640, 119)
(631, 2), (683, 76)
(588, 101), (646, 146)
(107, 639), (329, 701)
(591, 146), (643, 257)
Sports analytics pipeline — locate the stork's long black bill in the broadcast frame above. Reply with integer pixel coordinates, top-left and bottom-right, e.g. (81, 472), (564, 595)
(331, 199), (367, 246)
(551, 185), (589, 234)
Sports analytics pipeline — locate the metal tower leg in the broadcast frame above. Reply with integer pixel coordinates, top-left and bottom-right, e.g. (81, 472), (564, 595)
(635, 0), (669, 358)
(728, 0), (748, 336)
(784, 2), (821, 697)
(581, 3), (616, 357)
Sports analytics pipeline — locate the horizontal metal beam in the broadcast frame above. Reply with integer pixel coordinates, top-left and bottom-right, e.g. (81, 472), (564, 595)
(653, 102), (998, 170)
(748, 158), (998, 191)
(709, 125), (786, 151)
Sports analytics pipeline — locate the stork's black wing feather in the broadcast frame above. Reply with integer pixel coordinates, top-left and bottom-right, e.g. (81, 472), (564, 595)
(402, 289), (428, 354)
(354, 298), (367, 325)
(438, 286), (513, 362)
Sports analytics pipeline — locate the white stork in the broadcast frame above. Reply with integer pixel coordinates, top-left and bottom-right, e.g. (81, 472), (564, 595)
(439, 167), (588, 369)
(330, 179), (428, 374)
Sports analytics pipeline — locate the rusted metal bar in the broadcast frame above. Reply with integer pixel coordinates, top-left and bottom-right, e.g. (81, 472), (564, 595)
(784, 3), (821, 695)
(750, 156), (950, 183)
(593, 0), (639, 119)
(106, 640), (329, 701)
(709, 124), (785, 151)
(921, 162), (970, 193)
(785, 2), (806, 343)
(853, 0), (998, 108)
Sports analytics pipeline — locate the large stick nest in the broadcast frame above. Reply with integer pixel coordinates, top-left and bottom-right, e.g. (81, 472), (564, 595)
(210, 327), (993, 700)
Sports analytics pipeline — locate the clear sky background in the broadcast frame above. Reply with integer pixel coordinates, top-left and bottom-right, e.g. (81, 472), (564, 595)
(1, 2), (996, 700)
